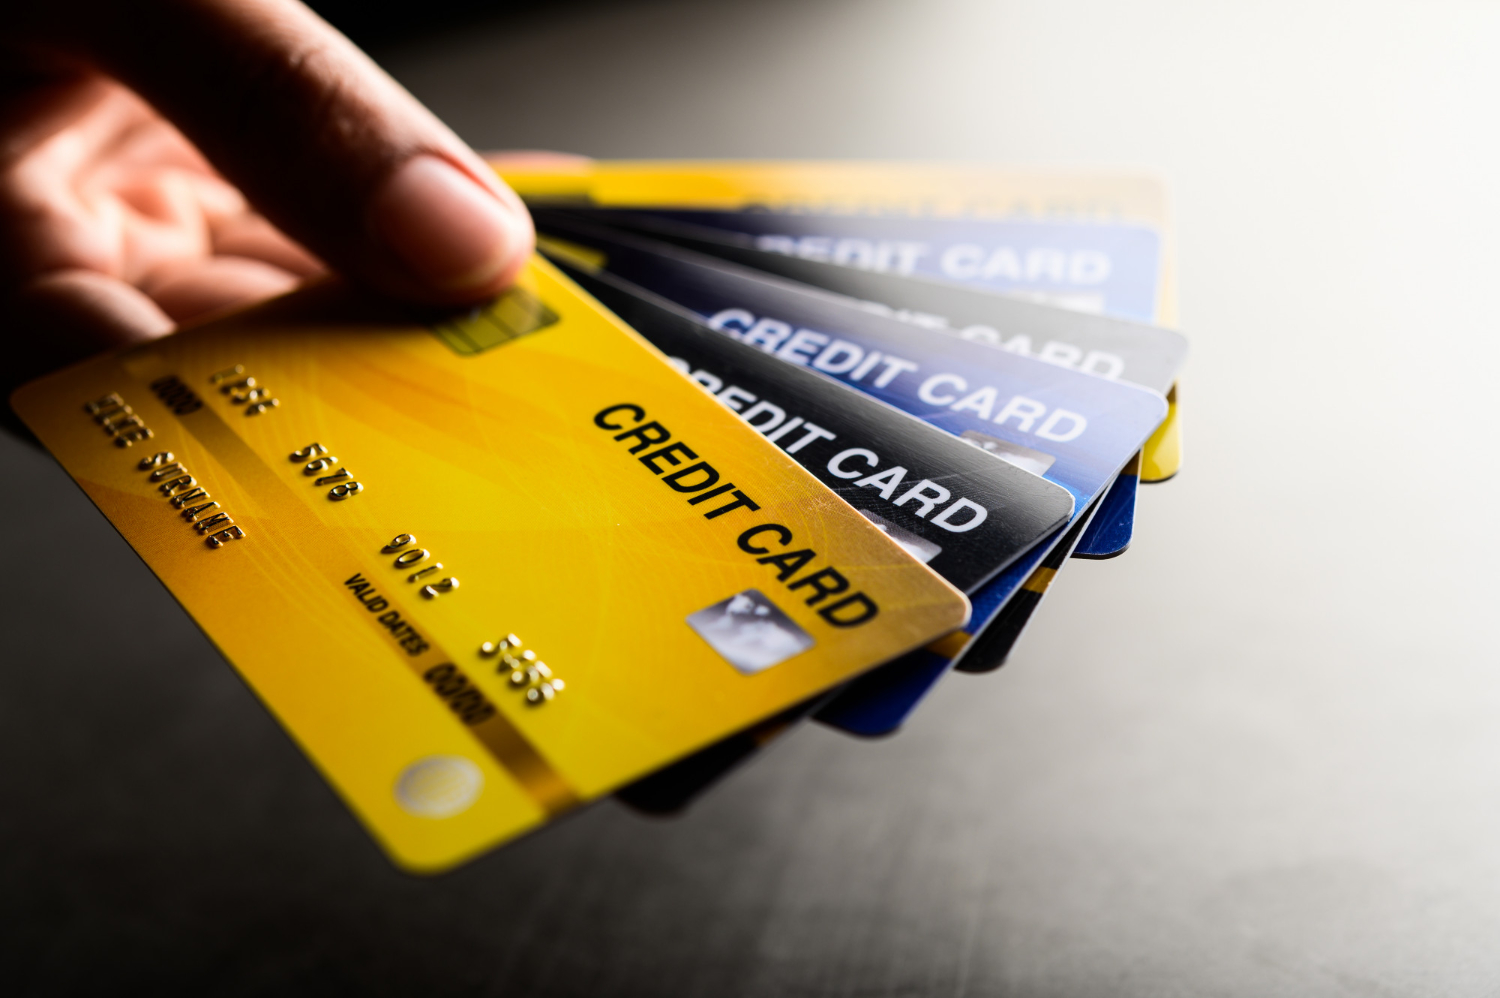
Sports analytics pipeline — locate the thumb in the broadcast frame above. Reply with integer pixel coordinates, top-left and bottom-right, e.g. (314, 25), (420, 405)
(34, 0), (533, 305)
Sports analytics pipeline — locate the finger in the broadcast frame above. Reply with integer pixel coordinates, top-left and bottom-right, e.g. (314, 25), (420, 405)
(0, 83), (150, 283)
(140, 254), (302, 323)
(5, 268), (172, 405)
(105, 163), (215, 284)
(28, 0), (533, 305)
(209, 213), (325, 277)
(104, 147), (326, 278)
(11, 267), (171, 344)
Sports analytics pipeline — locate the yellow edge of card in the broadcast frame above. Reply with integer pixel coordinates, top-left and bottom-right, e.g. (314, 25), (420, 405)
(11, 256), (968, 873)
(1140, 385), (1181, 483)
(498, 159), (1170, 224)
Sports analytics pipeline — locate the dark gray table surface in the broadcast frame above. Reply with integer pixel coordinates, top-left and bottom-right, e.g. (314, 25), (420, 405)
(6, 1), (1500, 994)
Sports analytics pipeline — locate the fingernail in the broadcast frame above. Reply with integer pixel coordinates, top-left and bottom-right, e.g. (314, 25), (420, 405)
(372, 154), (530, 295)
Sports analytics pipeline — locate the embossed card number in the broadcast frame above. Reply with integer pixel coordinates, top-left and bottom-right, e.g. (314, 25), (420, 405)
(289, 443), (364, 500)
(479, 634), (565, 705)
(381, 533), (459, 598)
(209, 364), (279, 415)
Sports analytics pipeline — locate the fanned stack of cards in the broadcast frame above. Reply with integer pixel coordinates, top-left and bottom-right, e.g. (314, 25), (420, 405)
(12, 162), (1185, 872)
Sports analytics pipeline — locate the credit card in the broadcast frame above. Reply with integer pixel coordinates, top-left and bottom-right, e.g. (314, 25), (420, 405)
(587, 205), (1184, 508)
(539, 206), (1188, 681)
(524, 172), (1186, 667)
(545, 212), (1185, 402)
(497, 158), (1178, 326)
(499, 160), (1170, 229)
(499, 160), (1182, 485)
(569, 208), (1166, 323)
(679, 209), (1183, 487)
(553, 259), (1075, 594)
(531, 221), (1166, 733)
(510, 162), (1182, 753)
(633, 210), (1157, 556)
(10, 257), (970, 871)
(548, 262), (1064, 811)
(543, 207), (1188, 555)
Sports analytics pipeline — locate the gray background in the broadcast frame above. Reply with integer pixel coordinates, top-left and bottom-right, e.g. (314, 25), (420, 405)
(5, 0), (1500, 993)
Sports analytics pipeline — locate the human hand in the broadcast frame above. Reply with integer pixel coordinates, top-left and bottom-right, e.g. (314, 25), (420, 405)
(3, 0), (534, 391)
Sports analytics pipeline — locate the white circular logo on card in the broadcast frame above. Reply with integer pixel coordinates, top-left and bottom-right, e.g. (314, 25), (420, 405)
(395, 755), (483, 818)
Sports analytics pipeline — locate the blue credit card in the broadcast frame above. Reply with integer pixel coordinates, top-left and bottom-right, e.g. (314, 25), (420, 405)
(535, 218), (1166, 734)
(619, 210), (1165, 323)
(577, 208), (1170, 558)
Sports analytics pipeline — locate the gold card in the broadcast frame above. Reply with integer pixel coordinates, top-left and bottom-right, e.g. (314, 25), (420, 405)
(499, 159), (1169, 228)
(497, 159), (1182, 480)
(10, 257), (968, 872)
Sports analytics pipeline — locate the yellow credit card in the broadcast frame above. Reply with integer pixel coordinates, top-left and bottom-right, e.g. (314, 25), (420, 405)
(497, 159), (1182, 481)
(499, 159), (1169, 226)
(10, 256), (968, 873)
